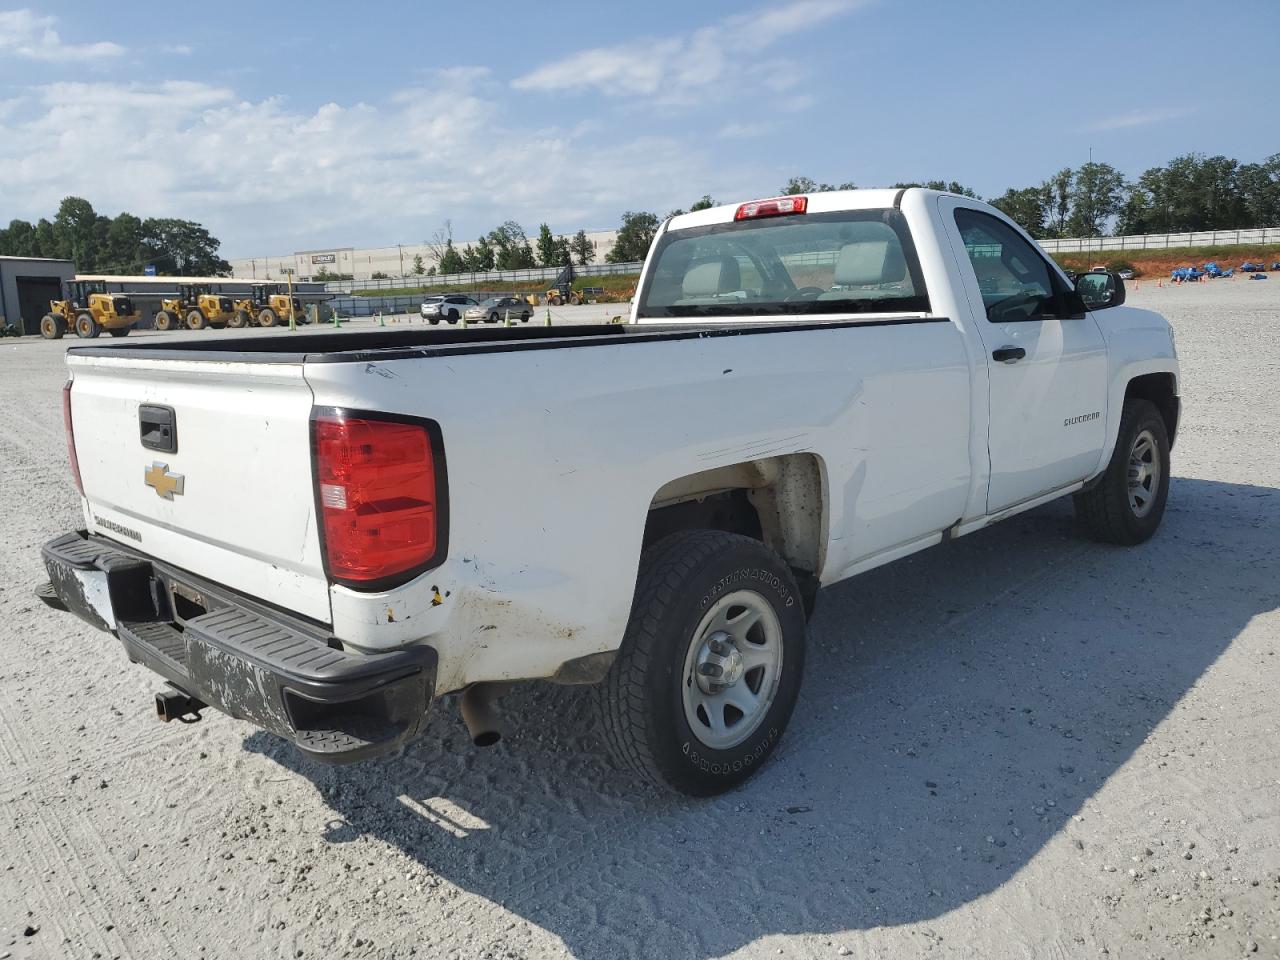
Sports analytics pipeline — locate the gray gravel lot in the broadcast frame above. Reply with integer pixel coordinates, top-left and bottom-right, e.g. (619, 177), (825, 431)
(1, 282), (1277, 959)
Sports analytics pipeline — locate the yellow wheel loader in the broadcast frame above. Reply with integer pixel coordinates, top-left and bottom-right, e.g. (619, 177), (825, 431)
(231, 284), (301, 328)
(153, 284), (235, 331)
(543, 262), (582, 306)
(40, 280), (140, 340)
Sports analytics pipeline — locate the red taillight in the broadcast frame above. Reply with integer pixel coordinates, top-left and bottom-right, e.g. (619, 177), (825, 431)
(63, 380), (83, 494)
(734, 195), (808, 221)
(313, 414), (440, 586)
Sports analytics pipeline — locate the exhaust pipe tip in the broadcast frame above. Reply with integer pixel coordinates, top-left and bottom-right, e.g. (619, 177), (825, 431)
(459, 682), (512, 747)
(155, 686), (206, 724)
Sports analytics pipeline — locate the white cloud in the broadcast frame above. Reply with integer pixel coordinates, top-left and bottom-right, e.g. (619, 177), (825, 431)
(1086, 106), (1193, 132)
(512, 0), (863, 102)
(163, 43), (194, 56)
(0, 68), (748, 256)
(0, 9), (125, 60)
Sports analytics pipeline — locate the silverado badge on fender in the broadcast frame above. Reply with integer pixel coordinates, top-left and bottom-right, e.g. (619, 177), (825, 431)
(144, 462), (185, 499)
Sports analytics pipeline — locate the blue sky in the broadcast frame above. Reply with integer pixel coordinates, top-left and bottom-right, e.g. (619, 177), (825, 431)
(1, 0), (1276, 257)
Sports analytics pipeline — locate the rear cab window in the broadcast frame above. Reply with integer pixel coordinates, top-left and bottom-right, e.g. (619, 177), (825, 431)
(636, 208), (930, 319)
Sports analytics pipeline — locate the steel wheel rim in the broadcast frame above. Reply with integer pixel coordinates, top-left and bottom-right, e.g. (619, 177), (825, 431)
(681, 589), (783, 750)
(1127, 428), (1160, 518)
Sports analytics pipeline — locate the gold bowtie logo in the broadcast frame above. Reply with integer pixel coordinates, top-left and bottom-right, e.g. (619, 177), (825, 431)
(144, 462), (185, 500)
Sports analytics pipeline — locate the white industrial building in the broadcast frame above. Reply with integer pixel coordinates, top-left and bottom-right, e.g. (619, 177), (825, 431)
(227, 229), (619, 282)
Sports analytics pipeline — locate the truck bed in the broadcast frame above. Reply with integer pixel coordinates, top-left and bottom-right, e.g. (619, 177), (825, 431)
(66, 316), (942, 364)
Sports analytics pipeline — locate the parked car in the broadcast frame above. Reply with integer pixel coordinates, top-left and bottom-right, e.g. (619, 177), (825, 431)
(463, 296), (532, 324)
(420, 295), (478, 324)
(37, 188), (1179, 796)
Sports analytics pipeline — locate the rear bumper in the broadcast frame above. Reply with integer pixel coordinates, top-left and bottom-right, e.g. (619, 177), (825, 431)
(38, 530), (436, 764)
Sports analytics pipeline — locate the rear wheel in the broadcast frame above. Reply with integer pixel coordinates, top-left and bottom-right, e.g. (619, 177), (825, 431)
(229, 310), (249, 328)
(520, 312), (531, 323)
(153, 310), (175, 331)
(1074, 398), (1170, 545)
(258, 307), (277, 328)
(448, 311), (459, 324)
(428, 316), (440, 326)
(185, 309), (206, 330)
(488, 312), (500, 324)
(108, 326), (131, 338)
(596, 530), (807, 796)
(75, 312), (100, 339)
(40, 314), (65, 339)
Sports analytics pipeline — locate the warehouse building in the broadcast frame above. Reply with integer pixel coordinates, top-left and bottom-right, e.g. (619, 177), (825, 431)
(0, 256), (76, 336)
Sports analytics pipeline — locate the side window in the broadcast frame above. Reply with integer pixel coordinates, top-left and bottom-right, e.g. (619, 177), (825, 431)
(954, 208), (1059, 322)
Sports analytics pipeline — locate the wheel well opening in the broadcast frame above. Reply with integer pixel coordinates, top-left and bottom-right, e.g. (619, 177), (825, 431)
(644, 454), (826, 614)
(1125, 373), (1179, 447)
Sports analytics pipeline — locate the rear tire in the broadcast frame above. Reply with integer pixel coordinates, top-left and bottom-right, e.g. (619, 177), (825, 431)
(258, 307), (277, 328)
(596, 530), (808, 796)
(185, 309), (206, 330)
(448, 311), (459, 324)
(108, 326), (131, 338)
(1074, 398), (1170, 545)
(154, 310), (175, 331)
(520, 312), (531, 323)
(75, 312), (100, 338)
(40, 314), (65, 339)
(229, 310), (248, 328)
(428, 316), (440, 326)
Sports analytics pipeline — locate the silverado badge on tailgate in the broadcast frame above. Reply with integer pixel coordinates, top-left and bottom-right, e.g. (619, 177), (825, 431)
(144, 462), (185, 499)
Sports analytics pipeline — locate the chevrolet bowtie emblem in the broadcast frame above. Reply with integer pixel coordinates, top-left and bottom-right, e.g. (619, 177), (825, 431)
(144, 462), (185, 500)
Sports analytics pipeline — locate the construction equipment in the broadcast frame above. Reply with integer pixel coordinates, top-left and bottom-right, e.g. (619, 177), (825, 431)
(230, 284), (301, 328)
(154, 284), (235, 331)
(542, 263), (583, 306)
(40, 280), (140, 340)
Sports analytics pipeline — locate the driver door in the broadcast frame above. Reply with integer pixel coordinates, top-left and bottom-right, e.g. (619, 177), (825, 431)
(943, 201), (1109, 514)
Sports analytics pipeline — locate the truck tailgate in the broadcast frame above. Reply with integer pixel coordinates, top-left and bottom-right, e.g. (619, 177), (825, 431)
(66, 354), (330, 623)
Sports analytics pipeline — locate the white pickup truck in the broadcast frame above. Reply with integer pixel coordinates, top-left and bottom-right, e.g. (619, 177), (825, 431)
(39, 189), (1180, 795)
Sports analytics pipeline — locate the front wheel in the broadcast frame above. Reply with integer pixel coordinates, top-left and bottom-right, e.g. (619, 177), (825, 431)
(1074, 398), (1170, 545)
(153, 310), (175, 331)
(258, 307), (277, 328)
(596, 530), (807, 796)
(75, 312), (100, 338)
(40, 314), (65, 339)
(229, 310), (249, 328)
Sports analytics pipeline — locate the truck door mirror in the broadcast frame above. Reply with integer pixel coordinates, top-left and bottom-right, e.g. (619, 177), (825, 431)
(1075, 271), (1125, 310)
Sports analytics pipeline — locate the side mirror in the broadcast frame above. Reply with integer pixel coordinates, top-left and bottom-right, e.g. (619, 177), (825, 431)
(1075, 271), (1126, 310)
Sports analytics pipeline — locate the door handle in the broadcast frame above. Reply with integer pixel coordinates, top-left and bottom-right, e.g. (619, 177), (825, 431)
(992, 346), (1026, 363)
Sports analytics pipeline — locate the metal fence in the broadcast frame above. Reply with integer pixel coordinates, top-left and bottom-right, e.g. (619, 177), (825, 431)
(1039, 226), (1280, 253)
(322, 260), (644, 294)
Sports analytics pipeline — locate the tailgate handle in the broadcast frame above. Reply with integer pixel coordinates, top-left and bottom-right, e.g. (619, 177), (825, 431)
(139, 404), (178, 453)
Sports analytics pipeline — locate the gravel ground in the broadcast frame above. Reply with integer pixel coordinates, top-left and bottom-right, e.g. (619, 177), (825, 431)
(1, 281), (1277, 960)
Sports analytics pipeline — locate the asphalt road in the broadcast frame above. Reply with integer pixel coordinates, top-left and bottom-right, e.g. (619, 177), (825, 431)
(0, 281), (1277, 959)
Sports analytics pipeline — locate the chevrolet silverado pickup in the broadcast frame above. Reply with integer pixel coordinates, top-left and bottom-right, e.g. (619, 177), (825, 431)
(38, 189), (1180, 795)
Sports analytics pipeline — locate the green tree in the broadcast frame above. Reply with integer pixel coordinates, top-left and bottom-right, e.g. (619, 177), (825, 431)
(411, 253), (425, 275)
(0, 219), (39, 258)
(437, 239), (465, 274)
(781, 176), (855, 195)
(892, 180), (980, 198)
(103, 212), (148, 273)
(536, 223), (563, 267)
(1066, 162), (1127, 237)
(606, 211), (660, 263)
(472, 235), (496, 271)
(142, 218), (230, 275)
(53, 196), (102, 268)
(689, 194), (715, 211)
(569, 229), (594, 266)
(990, 186), (1051, 238)
(1044, 168), (1074, 237)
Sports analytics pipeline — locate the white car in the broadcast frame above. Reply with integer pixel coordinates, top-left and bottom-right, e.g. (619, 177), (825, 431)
(420, 294), (477, 324)
(39, 188), (1178, 796)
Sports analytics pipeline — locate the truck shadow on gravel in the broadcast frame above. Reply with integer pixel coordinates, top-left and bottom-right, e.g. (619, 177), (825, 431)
(246, 476), (1278, 959)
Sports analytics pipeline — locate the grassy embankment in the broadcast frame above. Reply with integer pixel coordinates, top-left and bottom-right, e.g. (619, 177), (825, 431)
(1052, 244), (1280, 278)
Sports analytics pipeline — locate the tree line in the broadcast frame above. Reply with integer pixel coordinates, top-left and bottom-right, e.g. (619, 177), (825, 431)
(0, 197), (231, 275)
(428, 220), (598, 275)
